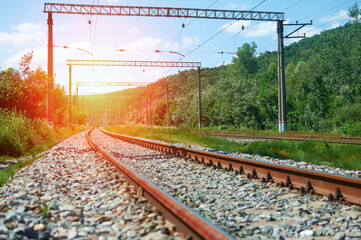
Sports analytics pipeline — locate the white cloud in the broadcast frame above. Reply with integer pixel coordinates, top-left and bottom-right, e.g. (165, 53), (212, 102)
(223, 20), (276, 37)
(181, 36), (201, 47)
(320, 10), (349, 23)
(163, 41), (180, 51)
(104, 0), (122, 4)
(226, 3), (250, 10)
(0, 23), (45, 51)
(119, 37), (162, 51)
(217, 60), (231, 67)
(129, 26), (139, 34)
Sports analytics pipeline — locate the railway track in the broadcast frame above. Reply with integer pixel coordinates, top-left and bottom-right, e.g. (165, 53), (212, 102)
(89, 128), (361, 239)
(195, 131), (361, 145)
(86, 128), (233, 240)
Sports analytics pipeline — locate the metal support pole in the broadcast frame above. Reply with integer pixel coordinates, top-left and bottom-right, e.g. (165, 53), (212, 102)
(146, 98), (148, 125)
(76, 85), (79, 126)
(69, 65), (72, 128)
(166, 83), (169, 127)
(149, 94), (152, 126)
(277, 21), (287, 133)
(139, 99), (142, 124)
(47, 13), (54, 125)
(198, 67), (202, 129)
(106, 108), (108, 127)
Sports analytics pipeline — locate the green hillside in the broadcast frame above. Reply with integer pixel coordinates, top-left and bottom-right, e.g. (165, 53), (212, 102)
(83, 21), (361, 135)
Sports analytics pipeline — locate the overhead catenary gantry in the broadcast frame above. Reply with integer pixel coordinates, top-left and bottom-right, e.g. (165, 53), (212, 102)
(67, 60), (201, 128)
(43, 3), (284, 21)
(44, 2), (310, 132)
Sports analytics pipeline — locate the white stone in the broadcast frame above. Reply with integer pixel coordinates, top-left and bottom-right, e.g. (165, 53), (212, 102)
(299, 230), (314, 237)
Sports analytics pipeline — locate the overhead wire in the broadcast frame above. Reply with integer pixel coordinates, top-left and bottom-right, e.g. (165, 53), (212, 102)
(281, 0), (303, 11)
(189, 0), (266, 65)
(298, 0), (357, 21)
(178, 0), (267, 62)
(164, 0), (219, 53)
(257, 0), (357, 53)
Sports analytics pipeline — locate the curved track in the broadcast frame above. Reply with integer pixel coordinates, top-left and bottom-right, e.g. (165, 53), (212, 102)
(99, 128), (361, 206)
(86, 128), (234, 240)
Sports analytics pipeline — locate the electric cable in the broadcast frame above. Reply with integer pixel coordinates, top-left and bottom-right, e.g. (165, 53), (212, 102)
(164, 0), (219, 53)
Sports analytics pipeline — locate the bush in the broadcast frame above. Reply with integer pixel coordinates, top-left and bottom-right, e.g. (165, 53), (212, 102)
(0, 109), (55, 157)
(338, 121), (361, 136)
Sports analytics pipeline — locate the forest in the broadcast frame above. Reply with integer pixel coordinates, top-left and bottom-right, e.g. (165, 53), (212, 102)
(85, 20), (360, 136)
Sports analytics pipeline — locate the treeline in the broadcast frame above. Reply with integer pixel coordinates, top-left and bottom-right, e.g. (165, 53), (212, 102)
(0, 52), (86, 156)
(95, 20), (360, 136)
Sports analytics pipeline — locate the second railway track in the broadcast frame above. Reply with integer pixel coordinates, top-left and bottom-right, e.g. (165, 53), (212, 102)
(195, 131), (361, 145)
(89, 128), (361, 239)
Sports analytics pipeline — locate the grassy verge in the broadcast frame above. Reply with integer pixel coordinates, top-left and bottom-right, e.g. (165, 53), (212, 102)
(199, 126), (361, 138)
(0, 124), (88, 187)
(105, 125), (361, 171)
(0, 155), (41, 187)
(27, 125), (89, 156)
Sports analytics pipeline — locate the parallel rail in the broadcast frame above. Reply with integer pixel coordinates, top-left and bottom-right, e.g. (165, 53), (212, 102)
(196, 131), (361, 145)
(86, 129), (233, 240)
(100, 128), (361, 206)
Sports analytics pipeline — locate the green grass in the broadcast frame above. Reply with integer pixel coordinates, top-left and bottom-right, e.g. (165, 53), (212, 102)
(199, 126), (360, 138)
(105, 125), (361, 171)
(0, 155), (40, 187)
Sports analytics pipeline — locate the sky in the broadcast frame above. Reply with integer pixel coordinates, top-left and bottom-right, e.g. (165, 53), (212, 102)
(0, 0), (357, 95)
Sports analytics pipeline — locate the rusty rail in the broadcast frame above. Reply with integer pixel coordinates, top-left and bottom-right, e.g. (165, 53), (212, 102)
(196, 131), (361, 145)
(100, 128), (361, 206)
(86, 128), (234, 240)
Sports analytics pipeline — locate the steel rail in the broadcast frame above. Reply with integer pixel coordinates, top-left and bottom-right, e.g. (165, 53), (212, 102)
(99, 128), (361, 206)
(85, 128), (234, 240)
(196, 131), (361, 145)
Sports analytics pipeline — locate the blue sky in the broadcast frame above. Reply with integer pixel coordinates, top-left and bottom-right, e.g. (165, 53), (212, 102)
(0, 0), (357, 95)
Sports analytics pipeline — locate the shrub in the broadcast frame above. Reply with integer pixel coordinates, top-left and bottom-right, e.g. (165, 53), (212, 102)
(338, 121), (361, 136)
(0, 109), (55, 157)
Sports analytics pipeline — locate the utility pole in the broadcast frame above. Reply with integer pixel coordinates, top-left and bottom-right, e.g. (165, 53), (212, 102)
(277, 20), (312, 133)
(277, 21), (286, 133)
(69, 65), (72, 128)
(139, 98), (142, 124)
(149, 94), (152, 126)
(166, 83), (169, 127)
(146, 99), (148, 125)
(47, 13), (54, 126)
(198, 67), (202, 129)
(106, 108), (108, 127)
(76, 84), (79, 126)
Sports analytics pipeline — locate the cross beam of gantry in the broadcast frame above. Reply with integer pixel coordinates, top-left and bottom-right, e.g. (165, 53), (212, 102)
(74, 82), (166, 87)
(67, 60), (201, 68)
(44, 3), (284, 21)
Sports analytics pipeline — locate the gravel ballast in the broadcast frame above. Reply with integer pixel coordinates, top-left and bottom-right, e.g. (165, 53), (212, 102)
(0, 131), (181, 240)
(92, 129), (361, 240)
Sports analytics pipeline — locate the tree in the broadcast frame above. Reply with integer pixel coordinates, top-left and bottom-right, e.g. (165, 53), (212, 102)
(232, 42), (258, 79)
(348, 2), (360, 23)
(19, 51), (33, 78)
(0, 52), (68, 124)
